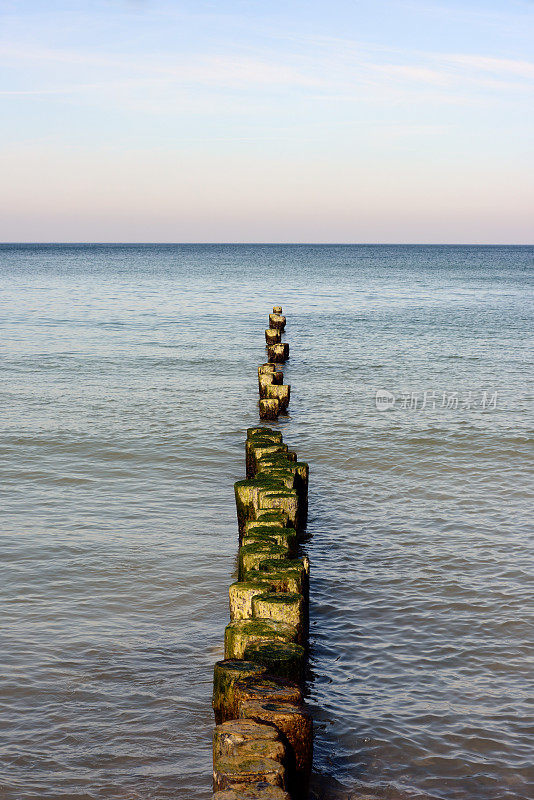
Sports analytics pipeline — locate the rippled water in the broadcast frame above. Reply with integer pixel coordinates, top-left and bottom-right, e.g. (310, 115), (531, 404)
(0, 244), (532, 800)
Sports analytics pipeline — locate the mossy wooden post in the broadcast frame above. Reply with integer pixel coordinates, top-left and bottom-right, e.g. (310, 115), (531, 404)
(244, 641), (306, 683)
(258, 487), (299, 530)
(213, 753), (286, 791)
(234, 676), (302, 710)
(224, 619), (298, 660)
(267, 343), (289, 363)
(238, 541), (288, 580)
(213, 659), (268, 723)
(265, 328), (281, 345)
(238, 700), (313, 796)
(247, 426), (282, 441)
(213, 718), (283, 762)
(213, 783), (291, 800)
(234, 476), (285, 537)
(254, 509), (289, 526)
(258, 371), (283, 399)
(252, 592), (306, 643)
(268, 313), (286, 331)
(257, 364), (276, 376)
(265, 384), (290, 411)
(243, 527), (297, 555)
(246, 440), (288, 478)
(272, 306), (282, 314)
(256, 556), (309, 596)
(229, 580), (273, 620)
(259, 398), (280, 420)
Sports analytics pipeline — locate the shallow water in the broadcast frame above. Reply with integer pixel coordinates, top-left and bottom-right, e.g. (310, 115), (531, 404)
(0, 244), (533, 799)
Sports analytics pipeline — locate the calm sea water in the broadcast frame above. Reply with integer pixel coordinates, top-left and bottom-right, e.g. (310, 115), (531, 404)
(0, 244), (533, 800)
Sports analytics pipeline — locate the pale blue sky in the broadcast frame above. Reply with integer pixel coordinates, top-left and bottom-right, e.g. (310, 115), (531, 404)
(1, 0), (532, 242)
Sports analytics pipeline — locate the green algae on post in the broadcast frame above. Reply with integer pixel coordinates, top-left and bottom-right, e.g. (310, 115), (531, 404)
(254, 509), (289, 526)
(224, 618), (298, 660)
(242, 527), (297, 554)
(213, 785), (291, 800)
(229, 580), (273, 621)
(213, 659), (268, 723)
(238, 700), (312, 794)
(213, 718), (282, 762)
(234, 675), (303, 710)
(213, 753), (286, 791)
(264, 383), (290, 411)
(243, 640), (306, 683)
(247, 426), (281, 440)
(234, 476), (285, 535)
(238, 541), (289, 580)
(252, 592), (305, 642)
(258, 487), (299, 529)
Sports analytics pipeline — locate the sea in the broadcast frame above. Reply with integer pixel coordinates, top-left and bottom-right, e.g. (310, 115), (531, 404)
(0, 244), (532, 800)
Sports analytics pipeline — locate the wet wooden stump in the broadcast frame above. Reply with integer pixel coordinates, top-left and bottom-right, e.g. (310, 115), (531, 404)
(258, 371), (283, 399)
(229, 580), (273, 621)
(213, 660), (268, 723)
(239, 542), (289, 580)
(246, 440), (288, 479)
(264, 384), (290, 412)
(238, 701), (313, 796)
(265, 328), (281, 345)
(272, 306), (283, 314)
(235, 676), (302, 711)
(213, 719), (283, 762)
(252, 593), (305, 643)
(259, 399), (280, 420)
(243, 641), (306, 683)
(253, 510), (289, 526)
(224, 619), (298, 660)
(268, 314), (286, 331)
(257, 364), (277, 376)
(258, 488), (299, 530)
(234, 476), (286, 537)
(213, 783), (291, 800)
(267, 343), (289, 364)
(242, 527), (297, 555)
(213, 753), (286, 791)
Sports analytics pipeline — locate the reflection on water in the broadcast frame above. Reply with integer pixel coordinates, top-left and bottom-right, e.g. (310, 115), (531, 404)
(0, 244), (532, 799)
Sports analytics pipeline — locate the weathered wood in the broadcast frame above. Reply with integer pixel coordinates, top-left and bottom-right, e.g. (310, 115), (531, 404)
(213, 718), (282, 762)
(252, 592), (305, 643)
(213, 660), (268, 723)
(243, 641), (306, 683)
(235, 675), (302, 711)
(265, 328), (282, 345)
(213, 753), (286, 791)
(224, 619), (298, 660)
(229, 580), (273, 621)
(267, 343), (289, 363)
(213, 782), (291, 799)
(264, 384), (290, 411)
(238, 700), (313, 794)
(259, 399), (280, 420)
(268, 314), (286, 331)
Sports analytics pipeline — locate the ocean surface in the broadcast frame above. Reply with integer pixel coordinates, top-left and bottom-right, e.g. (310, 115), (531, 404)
(0, 244), (533, 800)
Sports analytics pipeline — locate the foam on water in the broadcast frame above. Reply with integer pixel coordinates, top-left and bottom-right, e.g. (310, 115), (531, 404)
(0, 244), (532, 799)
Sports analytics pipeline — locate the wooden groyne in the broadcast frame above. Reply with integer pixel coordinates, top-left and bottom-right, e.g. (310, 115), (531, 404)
(212, 307), (312, 799)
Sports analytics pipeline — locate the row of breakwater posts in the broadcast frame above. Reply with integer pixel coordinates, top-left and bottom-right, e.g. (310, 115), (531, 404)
(258, 306), (290, 421)
(212, 306), (313, 800)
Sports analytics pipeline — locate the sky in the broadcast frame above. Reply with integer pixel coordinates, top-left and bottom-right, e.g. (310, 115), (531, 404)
(0, 0), (533, 243)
